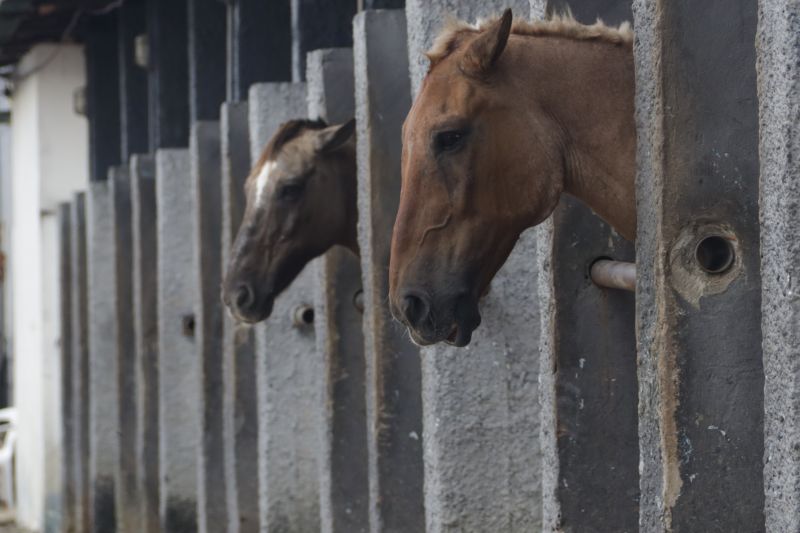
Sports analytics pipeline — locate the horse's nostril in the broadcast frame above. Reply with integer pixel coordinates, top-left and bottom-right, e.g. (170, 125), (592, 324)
(401, 291), (431, 328)
(235, 284), (255, 311)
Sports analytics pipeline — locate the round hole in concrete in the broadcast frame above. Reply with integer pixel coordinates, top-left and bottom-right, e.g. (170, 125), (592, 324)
(292, 305), (315, 327)
(695, 235), (735, 274)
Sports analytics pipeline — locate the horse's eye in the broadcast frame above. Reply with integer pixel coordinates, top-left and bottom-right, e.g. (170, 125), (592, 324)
(278, 182), (305, 202)
(434, 130), (467, 153)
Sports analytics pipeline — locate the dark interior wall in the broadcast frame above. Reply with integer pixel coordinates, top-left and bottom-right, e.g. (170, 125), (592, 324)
(117, 0), (148, 160)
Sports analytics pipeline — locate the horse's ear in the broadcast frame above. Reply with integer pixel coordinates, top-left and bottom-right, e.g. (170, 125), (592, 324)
(460, 8), (513, 79)
(317, 119), (356, 153)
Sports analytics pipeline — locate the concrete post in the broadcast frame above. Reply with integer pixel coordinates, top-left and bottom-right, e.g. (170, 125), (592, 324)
(156, 149), (200, 532)
(191, 121), (228, 533)
(130, 155), (160, 533)
(110, 167), (140, 533)
(405, 2), (543, 530)
(86, 180), (119, 532)
(220, 102), (259, 533)
(306, 48), (370, 533)
(70, 193), (91, 533)
(354, 11), (424, 532)
(758, 1), (800, 530)
(529, 2), (640, 531)
(58, 203), (76, 533)
(633, 0), (764, 530)
(248, 82), (322, 532)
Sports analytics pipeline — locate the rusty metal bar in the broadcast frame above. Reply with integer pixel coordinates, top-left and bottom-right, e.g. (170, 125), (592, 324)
(590, 259), (636, 292)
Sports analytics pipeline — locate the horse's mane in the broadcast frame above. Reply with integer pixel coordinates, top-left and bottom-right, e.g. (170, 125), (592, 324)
(426, 8), (633, 68)
(251, 118), (328, 175)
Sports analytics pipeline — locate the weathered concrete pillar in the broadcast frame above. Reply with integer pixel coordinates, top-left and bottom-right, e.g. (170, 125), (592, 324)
(191, 121), (228, 533)
(110, 167), (140, 533)
(404, 2), (543, 530)
(529, 2), (640, 532)
(130, 154), (160, 533)
(306, 48), (369, 533)
(758, 1), (800, 530)
(248, 82), (321, 532)
(59, 203), (76, 533)
(221, 102), (259, 533)
(70, 193), (91, 533)
(86, 180), (119, 532)
(354, 11), (424, 532)
(156, 149), (200, 532)
(633, 0), (764, 530)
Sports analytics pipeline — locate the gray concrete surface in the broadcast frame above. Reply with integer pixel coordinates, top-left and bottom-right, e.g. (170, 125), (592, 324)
(405, 1), (543, 531)
(156, 149), (200, 532)
(355, 11), (425, 532)
(190, 121), (229, 533)
(221, 101), (259, 533)
(307, 48), (370, 533)
(87, 180), (119, 532)
(757, 0), (800, 530)
(249, 82), (322, 533)
(110, 167), (140, 533)
(130, 154), (160, 533)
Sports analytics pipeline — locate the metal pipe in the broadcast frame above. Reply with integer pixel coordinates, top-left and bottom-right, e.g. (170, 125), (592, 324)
(590, 259), (636, 292)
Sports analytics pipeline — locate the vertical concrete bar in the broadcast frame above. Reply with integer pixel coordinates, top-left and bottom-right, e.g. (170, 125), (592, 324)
(86, 180), (119, 532)
(221, 102), (258, 533)
(111, 167), (139, 533)
(306, 48), (370, 533)
(531, 2), (639, 531)
(70, 194), (91, 533)
(156, 149), (200, 532)
(59, 204), (76, 533)
(249, 82), (321, 532)
(354, 11), (425, 532)
(405, 2), (543, 530)
(191, 121), (228, 533)
(634, 1), (764, 530)
(130, 155), (160, 533)
(758, 1), (800, 530)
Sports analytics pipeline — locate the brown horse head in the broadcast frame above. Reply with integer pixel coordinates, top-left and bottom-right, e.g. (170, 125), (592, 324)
(389, 9), (636, 346)
(223, 118), (357, 323)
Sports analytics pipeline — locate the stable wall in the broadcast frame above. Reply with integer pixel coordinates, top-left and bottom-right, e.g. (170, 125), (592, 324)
(9, 44), (88, 531)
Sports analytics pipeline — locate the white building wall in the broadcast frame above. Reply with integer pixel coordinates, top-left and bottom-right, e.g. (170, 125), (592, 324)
(9, 44), (88, 532)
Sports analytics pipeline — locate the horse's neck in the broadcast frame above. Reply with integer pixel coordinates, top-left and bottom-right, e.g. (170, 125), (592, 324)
(339, 148), (360, 255)
(518, 37), (637, 241)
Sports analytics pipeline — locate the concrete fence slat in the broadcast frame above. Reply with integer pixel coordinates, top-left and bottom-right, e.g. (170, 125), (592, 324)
(221, 101), (260, 533)
(405, 2), (543, 530)
(156, 148), (201, 532)
(306, 48), (370, 533)
(130, 154), (160, 533)
(757, 0), (800, 529)
(248, 81), (322, 532)
(70, 193), (91, 533)
(110, 166), (140, 533)
(355, 10), (427, 532)
(633, 0), (765, 529)
(58, 203), (76, 533)
(191, 120), (229, 533)
(87, 179), (120, 532)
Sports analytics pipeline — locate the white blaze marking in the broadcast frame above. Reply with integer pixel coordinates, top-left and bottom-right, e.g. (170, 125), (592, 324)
(255, 160), (277, 206)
